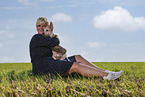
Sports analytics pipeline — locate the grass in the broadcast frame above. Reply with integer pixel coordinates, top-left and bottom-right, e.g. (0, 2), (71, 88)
(0, 62), (145, 96)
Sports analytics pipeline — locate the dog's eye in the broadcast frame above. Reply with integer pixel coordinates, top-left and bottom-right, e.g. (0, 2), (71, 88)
(37, 25), (41, 27)
(46, 29), (49, 31)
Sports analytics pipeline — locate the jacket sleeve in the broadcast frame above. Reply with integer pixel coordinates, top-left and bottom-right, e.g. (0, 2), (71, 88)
(31, 34), (60, 48)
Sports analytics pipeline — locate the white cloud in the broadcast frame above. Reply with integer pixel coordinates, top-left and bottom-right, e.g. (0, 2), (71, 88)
(93, 6), (145, 32)
(40, 0), (54, 2)
(96, 0), (145, 6)
(1, 6), (29, 10)
(51, 13), (72, 22)
(17, 0), (30, 5)
(59, 35), (71, 44)
(0, 30), (15, 39)
(86, 41), (105, 49)
(0, 43), (3, 48)
(17, 0), (54, 6)
(0, 56), (16, 63)
(7, 34), (15, 39)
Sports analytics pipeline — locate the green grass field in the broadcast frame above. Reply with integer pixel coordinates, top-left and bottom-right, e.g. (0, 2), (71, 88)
(0, 62), (145, 96)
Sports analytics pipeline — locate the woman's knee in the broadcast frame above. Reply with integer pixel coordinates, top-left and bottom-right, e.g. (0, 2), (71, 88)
(68, 62), (80, 74)
(75, 54), (82, 58)
(75, 54), (83, 61)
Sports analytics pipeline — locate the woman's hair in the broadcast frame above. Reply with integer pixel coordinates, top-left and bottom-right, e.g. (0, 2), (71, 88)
(36, 17), (49, 26)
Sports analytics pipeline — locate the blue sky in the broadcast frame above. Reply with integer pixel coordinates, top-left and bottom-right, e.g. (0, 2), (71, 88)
(0, 0), (145, 63)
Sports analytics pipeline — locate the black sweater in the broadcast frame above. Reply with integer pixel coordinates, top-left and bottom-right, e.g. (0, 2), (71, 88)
(29, 34), (60, 62)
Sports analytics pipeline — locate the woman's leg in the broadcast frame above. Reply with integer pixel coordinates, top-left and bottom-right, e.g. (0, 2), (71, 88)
(75, 55), (105, 71)
(67, 62), (124, 80)
(67, 62), (108, 77)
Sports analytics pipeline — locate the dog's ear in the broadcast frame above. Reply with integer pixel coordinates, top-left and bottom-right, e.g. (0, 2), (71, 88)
(50, 22), (53, 32)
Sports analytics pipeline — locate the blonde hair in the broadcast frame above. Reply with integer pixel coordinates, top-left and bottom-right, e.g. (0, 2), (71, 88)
(36, 17), (49, 26)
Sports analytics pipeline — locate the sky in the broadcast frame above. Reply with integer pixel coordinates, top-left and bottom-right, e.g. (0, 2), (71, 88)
(0, 0), (145, 63)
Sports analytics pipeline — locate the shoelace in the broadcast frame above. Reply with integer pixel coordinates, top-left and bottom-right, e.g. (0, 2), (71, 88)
(111, 73), (116, 77)
(111, 73), (120, 78)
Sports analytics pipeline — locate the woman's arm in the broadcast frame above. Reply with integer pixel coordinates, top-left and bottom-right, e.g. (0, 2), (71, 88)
(30, 34), (60, 48)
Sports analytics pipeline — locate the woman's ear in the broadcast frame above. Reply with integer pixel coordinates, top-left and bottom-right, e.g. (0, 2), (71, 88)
(50, 22), (53, 32)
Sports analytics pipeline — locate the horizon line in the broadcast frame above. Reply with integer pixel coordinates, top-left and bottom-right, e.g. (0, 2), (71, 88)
(0, 60), (145, 63)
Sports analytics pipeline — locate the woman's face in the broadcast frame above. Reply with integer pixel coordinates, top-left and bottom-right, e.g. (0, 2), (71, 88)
(36, 23), (47, 34)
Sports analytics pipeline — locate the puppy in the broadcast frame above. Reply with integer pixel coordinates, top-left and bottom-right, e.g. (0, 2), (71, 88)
(43, 22), (67, 60)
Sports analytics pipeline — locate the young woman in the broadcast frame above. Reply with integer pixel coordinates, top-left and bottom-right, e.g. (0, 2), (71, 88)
(29, 17), (124, 80)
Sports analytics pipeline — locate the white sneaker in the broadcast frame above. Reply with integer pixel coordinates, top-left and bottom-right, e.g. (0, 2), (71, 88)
(103, 70), (124, 80)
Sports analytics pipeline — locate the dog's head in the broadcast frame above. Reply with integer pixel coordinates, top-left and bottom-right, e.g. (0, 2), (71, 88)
(43, 22), (54, 37)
